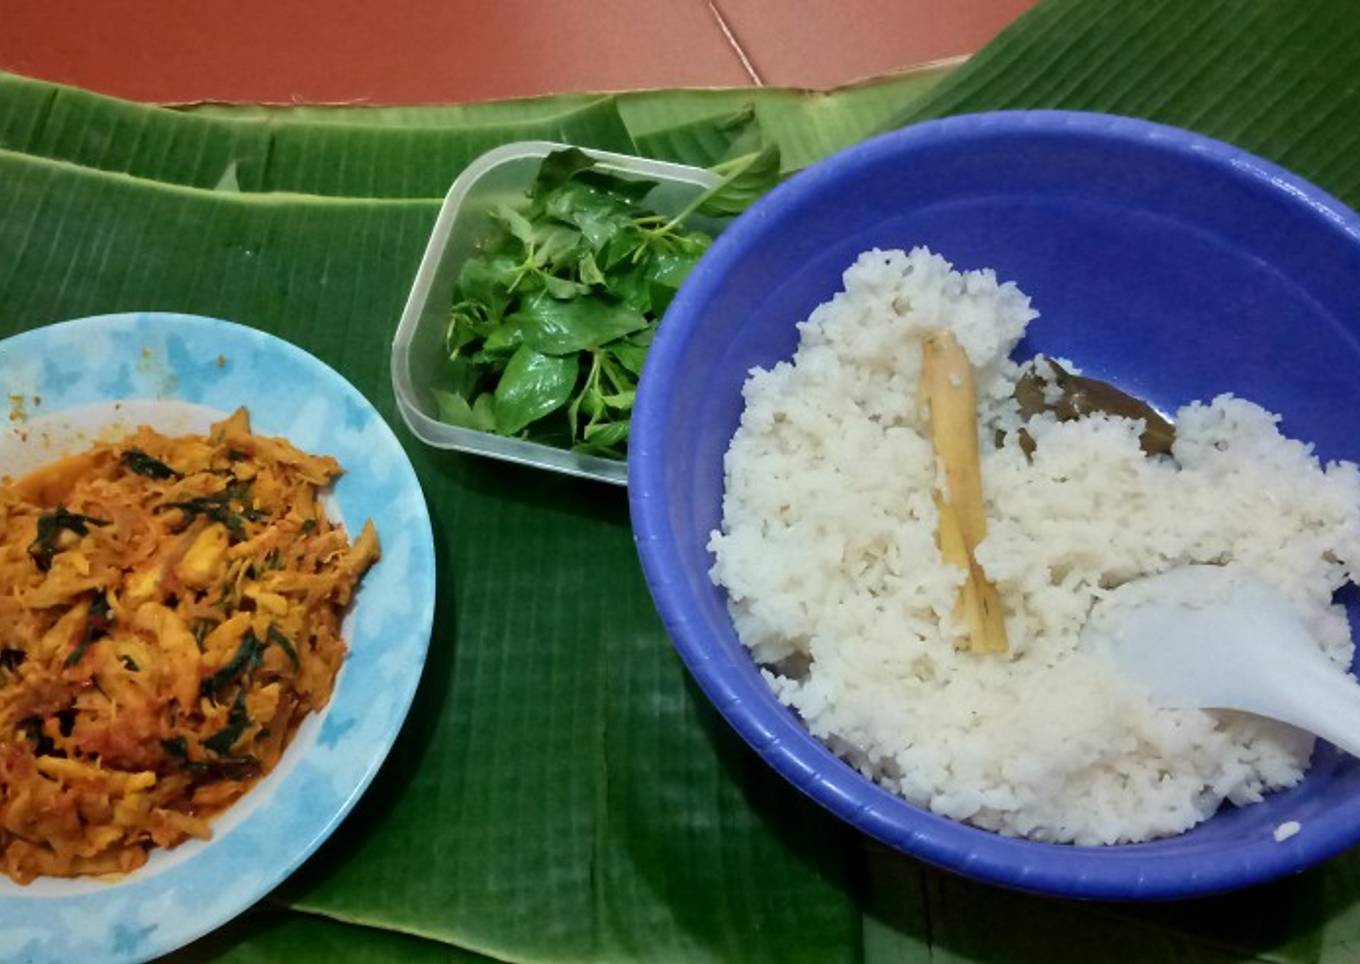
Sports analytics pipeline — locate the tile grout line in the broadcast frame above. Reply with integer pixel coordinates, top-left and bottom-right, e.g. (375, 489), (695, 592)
(705, 0), (764, 86)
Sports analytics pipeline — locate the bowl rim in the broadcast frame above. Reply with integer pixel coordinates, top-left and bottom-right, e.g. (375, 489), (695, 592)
(628, 108), (1360, 900)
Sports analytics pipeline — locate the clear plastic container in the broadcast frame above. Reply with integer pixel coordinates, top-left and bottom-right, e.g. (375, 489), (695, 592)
(390, 140), (722, 485)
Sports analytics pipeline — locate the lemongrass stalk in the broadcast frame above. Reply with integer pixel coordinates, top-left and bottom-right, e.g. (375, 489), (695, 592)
(919, 330), (1008, 654)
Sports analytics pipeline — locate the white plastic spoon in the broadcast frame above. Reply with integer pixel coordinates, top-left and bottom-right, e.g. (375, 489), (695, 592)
(1082, 564), (1360, 758)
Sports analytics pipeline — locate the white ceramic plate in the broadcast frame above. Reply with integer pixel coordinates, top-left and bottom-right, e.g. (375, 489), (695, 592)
(0, 313), (436, 962)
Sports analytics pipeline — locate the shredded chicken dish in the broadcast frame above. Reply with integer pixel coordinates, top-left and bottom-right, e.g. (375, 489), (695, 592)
(0, 408), (378, 884)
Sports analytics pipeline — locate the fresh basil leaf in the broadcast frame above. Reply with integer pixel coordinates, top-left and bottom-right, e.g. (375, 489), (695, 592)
(533, 222), (587, 271)
(605, 256), (654, 314)
(585, 420), (630, 444)
(490, 203), (536, 246)
(608, 326), (656, 377)
(433, 389), (479, 429)
(651, 283), (680, 316)
(601, 223), (646, 269)
(481, 227), (528, 261)
(541, 274), (591, 299)
(597, 351), (636, 397)
(675, 230), (712, 258)
(566, 390), (583, 441)
(578, 250), (606, 287)
(513, 294), (647, 355)
(470, 392), (496, 432)
(544, 183), (636, 252)
(433, 390), (471, 425)
(648, 246), (705, 290)
(576, 169), (659, 203)
(532, 148), (598, 197)
(695, 142), (781, 217)
(645, 245), (705, 315)
(440, 354), (483, 402)
(508, 269), (545, 297)
(575, 419), (631, 456)
(600, 389), (635, 411)
(457, 254), (518, 319)
(447, 305), (487, 356)
(580, 380), (605, 421)
(483, 321), (524, 354)
(609, 343), (650, 377)
(493, 346), (579, 435)
(567, 351), (601, 441)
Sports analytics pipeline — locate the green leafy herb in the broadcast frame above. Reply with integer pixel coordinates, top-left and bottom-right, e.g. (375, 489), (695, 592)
(204, 689), (250, 756)
(266, 623), (300, 669)
(513, 293), (647, 355)
(28, 506), (109, 571)
(432, 389), (496, 432)
(493, 346), (579, 436)
(434, 145), (778, 457)
(200, 629), (265, 698)
(192, 618), (217, 649)
(609, 329), (653, 377)
(163, 733), (258, 780)
(300, 518), (317, 534)
(20, 716), (55, 756)
(577, 420), (631, 456)
(532, 147), (599, 196)
(120, 448), (180, 479)
(65, 592), (112, 668)
(156, 481), (260, 540)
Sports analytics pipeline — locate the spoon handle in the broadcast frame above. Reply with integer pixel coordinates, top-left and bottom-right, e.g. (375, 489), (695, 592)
(1254, 653), (1360, 759)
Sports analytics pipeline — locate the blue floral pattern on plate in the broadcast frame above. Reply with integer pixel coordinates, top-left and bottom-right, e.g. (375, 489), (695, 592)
(0, 314), (436, 963)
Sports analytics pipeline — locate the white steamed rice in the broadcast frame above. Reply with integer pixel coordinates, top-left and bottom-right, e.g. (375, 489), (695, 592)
(707, 247), (1360, 845)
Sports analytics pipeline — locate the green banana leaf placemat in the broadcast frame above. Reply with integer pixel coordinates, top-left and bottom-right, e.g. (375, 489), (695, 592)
(4, 1), (1360, 961)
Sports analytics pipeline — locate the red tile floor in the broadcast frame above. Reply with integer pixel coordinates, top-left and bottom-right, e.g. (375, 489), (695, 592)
(0, 0), (1034, 104)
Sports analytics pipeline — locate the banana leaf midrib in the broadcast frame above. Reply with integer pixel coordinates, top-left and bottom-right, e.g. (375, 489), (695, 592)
(0, 67), (952, 201)
(0, 145), (445, 205)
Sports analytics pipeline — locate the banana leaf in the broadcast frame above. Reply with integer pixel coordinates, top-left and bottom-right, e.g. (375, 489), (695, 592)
(259, 98), (637, 198)
(0, 149), (867, 964)
(169, 909), (491, 963)
(894, 0), (1360, 210)
(178, 74), (955, 176)
(0, 75), (636, 198)
(178, 95), (606, 127)
(0, 72), (272, 191)
(5, 1), (1360, 960)
(0, 67), (948, 202)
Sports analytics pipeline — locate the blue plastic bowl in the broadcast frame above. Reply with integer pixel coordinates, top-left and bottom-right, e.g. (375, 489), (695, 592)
(629, 110), (1360, 900)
